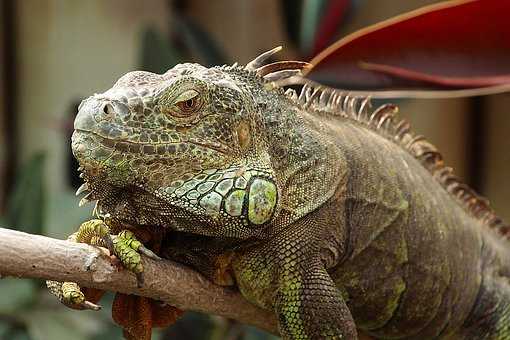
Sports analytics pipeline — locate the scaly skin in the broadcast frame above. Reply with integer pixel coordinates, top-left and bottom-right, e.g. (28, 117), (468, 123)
(54, 50), (510, 339)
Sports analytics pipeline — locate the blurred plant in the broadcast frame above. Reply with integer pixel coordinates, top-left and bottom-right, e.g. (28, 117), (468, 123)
(281, 0), (354, 58)
(139, 1), (228, 75)
(304, 0), (510, 96)
(0, 153), (46, 234)
(0, 154), (123, 340)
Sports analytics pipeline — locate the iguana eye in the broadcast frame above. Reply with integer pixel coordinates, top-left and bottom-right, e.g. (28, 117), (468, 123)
(177, 98), (197, 112)
(173, 89), (202, 117)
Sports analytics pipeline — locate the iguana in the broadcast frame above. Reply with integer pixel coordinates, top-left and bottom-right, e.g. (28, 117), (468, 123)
(47, 47), (510, 339)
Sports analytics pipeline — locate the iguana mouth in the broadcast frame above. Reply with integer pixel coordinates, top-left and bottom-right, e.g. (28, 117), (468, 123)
(73, 129), (230, 156)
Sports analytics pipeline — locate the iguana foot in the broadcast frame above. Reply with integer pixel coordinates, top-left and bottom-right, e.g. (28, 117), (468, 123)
(46, 219), (161, 310)
(46, 219), (114, 310)
(46, 280), (102, 310)
(112, 230), (161, 287)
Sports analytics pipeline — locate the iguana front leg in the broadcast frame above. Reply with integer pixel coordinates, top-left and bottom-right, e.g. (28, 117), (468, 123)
(275, 258), (356, 339)
(46, 219), (160, 310)
(234, 211), (357, 340)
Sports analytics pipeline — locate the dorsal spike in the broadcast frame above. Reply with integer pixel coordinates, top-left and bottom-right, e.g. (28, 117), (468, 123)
(263, 69), (303, 82)
(406, 135), (426, 149)
(303, 87), (321, 109)
(370, 103), (395, 126)
(257, 61), (311, 77)
(245, 46), (283, 71)
(319, 89), (330, 107)
(358, 96), (372, 118)
(298, 84), (311, 104)
(395, 120), (411, 141)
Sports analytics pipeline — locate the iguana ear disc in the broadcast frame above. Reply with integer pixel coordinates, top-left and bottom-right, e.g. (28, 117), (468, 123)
(247, 178), (277, 225)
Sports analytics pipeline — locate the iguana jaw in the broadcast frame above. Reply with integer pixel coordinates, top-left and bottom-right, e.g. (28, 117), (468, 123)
(72, 127), (279, 238)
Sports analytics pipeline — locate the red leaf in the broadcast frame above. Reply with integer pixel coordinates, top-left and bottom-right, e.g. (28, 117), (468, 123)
(305, 0), (510, 93)
(359, 61), (510, 88)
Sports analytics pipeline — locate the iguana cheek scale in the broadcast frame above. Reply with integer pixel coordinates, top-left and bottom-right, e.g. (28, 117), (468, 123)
(48, 48), (510, 340)
(158, 169), (278, 227)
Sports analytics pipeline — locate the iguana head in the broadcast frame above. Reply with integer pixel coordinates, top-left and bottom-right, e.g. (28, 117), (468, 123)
(73, 51), (289, 238)
(72, 48), (339, 238)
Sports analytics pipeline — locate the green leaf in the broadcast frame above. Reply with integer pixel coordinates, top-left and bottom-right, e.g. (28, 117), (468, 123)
(3, 153), (46, 234)
(1, 328), (31, 340)
(0, 322), (9, 337)
(299, 0), (327, 55)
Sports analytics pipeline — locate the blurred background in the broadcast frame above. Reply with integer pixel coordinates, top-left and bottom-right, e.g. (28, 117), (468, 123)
(0, 0), (509, 339)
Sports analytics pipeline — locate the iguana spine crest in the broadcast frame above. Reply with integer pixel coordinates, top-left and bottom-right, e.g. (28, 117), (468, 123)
(258, 60), (509, 238)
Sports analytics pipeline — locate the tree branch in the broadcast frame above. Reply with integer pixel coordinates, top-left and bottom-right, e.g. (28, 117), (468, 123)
(0, 227), (277, 334)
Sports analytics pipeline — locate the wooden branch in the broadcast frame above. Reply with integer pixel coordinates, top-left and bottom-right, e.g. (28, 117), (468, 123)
(0, 227), (277, 334)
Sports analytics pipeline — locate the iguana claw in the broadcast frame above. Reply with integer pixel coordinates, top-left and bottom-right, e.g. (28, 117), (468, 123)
(113, 230), (143, 286)
(112, 229), (162, 287)
(46, 280), (102, 311)
(139, 244), (163, 261)
(113, 230), (161, 287)
(74, 219), (115, 253)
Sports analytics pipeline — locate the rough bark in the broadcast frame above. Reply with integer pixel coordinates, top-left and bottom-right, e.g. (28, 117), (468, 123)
(0, 227), (277, 334)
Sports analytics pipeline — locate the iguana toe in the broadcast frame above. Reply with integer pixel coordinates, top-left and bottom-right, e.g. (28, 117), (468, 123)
(47, 280), (101, 311)
(113, 230), (161, 287)
(76, 219), (115, 253)
(62, 282), (102, 310)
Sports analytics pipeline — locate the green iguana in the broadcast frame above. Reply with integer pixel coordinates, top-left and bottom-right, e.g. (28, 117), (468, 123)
(47, 47), (510, 339)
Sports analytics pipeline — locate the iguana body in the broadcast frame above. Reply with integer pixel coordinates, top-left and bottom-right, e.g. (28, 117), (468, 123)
(54, 49), (510, 339)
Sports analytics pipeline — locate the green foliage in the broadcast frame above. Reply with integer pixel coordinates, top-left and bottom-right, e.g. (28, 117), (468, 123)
(160, 312), (279, 340)
(0, 279), (35, 313)
(1, 153), (46, 234)
(44, 190), (94, 239)
(23, 307), (105, 340)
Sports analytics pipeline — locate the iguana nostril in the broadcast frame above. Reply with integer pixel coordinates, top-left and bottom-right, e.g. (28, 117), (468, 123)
(103, 103), (115, 119)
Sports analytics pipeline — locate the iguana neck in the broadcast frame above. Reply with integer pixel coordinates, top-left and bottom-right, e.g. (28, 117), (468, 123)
(260, 93), (347, 228)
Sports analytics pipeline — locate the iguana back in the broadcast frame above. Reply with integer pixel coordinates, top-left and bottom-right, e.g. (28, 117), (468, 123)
(298, 99), (510, 338)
